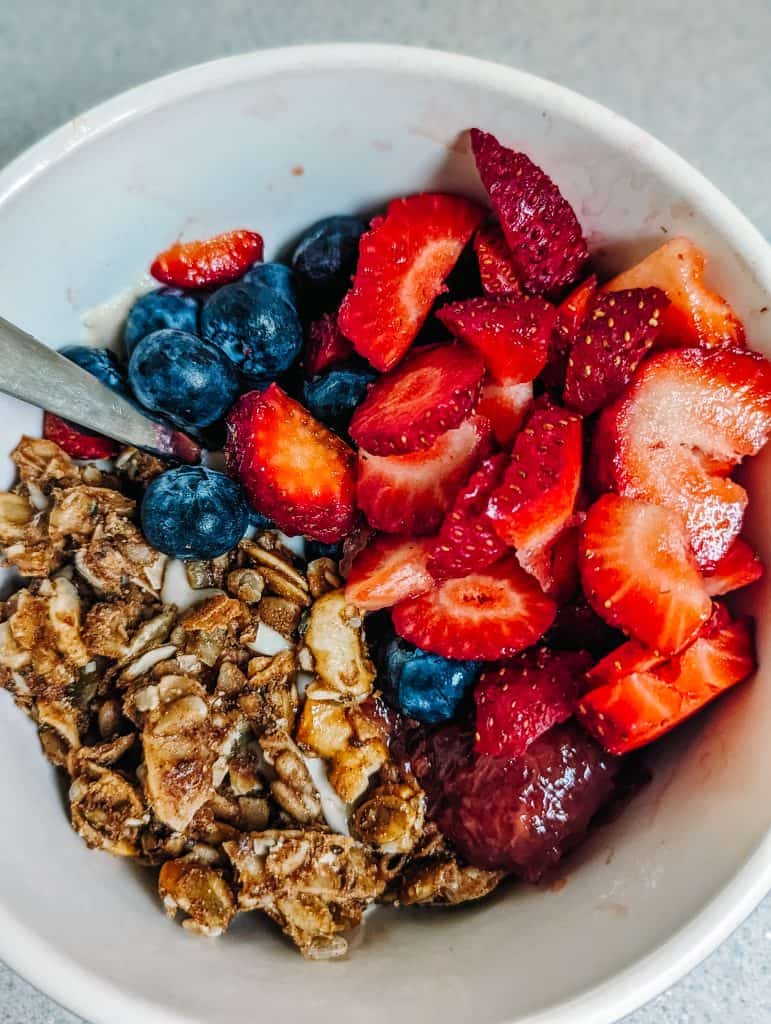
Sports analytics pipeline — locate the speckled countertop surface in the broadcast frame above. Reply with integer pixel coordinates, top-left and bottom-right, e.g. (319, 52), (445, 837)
(0, 1), (769, 1022)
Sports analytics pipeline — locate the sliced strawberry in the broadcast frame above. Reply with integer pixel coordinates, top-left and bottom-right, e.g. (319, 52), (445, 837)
(486, 403), (582, 576)
(542, 274), (598, 392)
(304, 313), (354, 376)
(356, 415), (491, 535)
(473, 223), (522, 295)
(475, 377), (533, 446)
(563, 287), (669, 415)
(604, 238), (745, 349)
(534, 524), (581, 601)
(428, 453), (508, 580)
(587, 638), (666, 688)
(592, 346), (771, 567)
(43, 412), (118, 461)
(345, 535), (435, 610)
(225, 383), (355, 542)
(578, 606), (755, 754)
(436, 295), (555, 385)
(338, 193), (485, 372)
(392, 555), (556, 660)
(349, 343), (484, 455)
(470, 129), (589, 298)
(579, 493), (712, 655)
(474, 648), (592, 758)
(150, 230), (264, 289)
(703, 537), (763, 596)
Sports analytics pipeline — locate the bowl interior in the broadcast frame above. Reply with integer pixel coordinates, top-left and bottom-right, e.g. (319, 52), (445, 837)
(0, 46), (769, 1024)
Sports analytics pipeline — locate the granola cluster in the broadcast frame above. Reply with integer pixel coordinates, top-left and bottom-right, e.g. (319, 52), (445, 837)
(0, 437), (502, 959)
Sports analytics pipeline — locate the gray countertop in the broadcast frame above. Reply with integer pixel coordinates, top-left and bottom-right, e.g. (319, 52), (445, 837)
(0, 1), (769, 1021)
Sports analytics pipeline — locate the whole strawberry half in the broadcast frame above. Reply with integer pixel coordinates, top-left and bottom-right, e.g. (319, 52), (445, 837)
(703, 537), (763, 597)
(392, 555), (556, 661)
(563, 287), (669, 415)
(428, 452), (509, 580)
(356, 415), (492, 535)
(592, 346), (771, 567)
(345, 535), (435, 611)
(475, 378), (533, 446)
(225, 383), (356, 542)
(349, 343), (484, 455)
(338, 193), (485, 372)
(304, 313), (354, 376)
(151, 230), (264, 289)
(43, 412), (118, 460)
(473, 223), (522, 295)
(436, 295), (555, 385)
(470, 129), (589, 299)
(474, 647), (592, 758)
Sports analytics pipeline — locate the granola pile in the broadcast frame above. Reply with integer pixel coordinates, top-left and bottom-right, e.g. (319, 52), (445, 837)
(0, 437), (501, 959)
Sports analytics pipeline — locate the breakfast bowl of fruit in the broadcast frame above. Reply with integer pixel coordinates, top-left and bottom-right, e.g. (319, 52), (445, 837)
(0, 42), (769, 1024)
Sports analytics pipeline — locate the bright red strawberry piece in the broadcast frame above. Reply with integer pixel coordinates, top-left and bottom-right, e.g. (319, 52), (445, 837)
(542, 274), (598, 392)
(474, 648), (592, 758)
(563, 287), (669, 415)
(473, 223), (522, 295)
(525, 523), (581, 600)
(486, 403), (582, 575)
(587, 638), (667, 688)
(579, 493), (712, 655)
(578, 606), (755, 754)
(436, 295), (555, 385)
(43, 412), (118, 460)
(225, 383), (355, 542)
(345, 535), (435, 611)
(392, 555), (556, 660)
(428, 453), (508, 580)
(356, 415), (491, 535)
(703, 537), (763, 596)
(338, 193), (485, 372)
(592, 346), (771, 567)
(604, 238), (745, 349)
(475, 378), (533, 446)
(470, 129), (589, 299)
(304, 313), (354, 376)
(349, 343), (484, 455)
(150, 230), (264, 289)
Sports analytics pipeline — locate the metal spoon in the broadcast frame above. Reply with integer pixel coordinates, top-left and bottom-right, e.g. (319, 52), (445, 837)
(0, 315), (201, 463)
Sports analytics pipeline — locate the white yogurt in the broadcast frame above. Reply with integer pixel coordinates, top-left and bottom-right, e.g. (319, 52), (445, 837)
(80, 274), (156, 353)
(247, 621), (292, 656)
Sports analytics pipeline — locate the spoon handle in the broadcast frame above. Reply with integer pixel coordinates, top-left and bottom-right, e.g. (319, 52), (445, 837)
(0, 316), (201, 464)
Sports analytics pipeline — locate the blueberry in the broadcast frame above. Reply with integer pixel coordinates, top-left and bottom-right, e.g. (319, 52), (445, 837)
(128, 328), (239, 431)
(59, 345), (127, 392)
(141, 466), (249, 560)
(248, 507), (273, 530)
(242, 262), (297, 308)
(124, 289), (199, 357)
(200, 283), (303, 381)
(302, 365), (376, 432)
(384, 637), (480, 724)
(305, 540), (343, 562)
(291, 215), (366, 303)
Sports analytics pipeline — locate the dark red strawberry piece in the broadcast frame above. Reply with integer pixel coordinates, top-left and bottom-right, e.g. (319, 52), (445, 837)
(563, 288), (669, 415)
(428, 453), (508, 580)
(470, 129), (589, 299)
(475, 378), (533, 446)
(404, 721), (619, 878)
(473, 223), (522, 295)
(225, 383), (355, 542)
(304, 313), (354, 376)
(703, 537), (763, 596)
(392, 555), (556, 660)
(436, 295), (555, 385)
(356, 415), (492, 535)
(474, 647), (593, 760)
(542, 274), (598, 392)
(338, 193), (485, 372)
(150, 230), (264, 289)
(349, 343), (484, 455)
(43, 412), (118, 460)
(543, 594), (625, 659)
(345, 535), (435, 611)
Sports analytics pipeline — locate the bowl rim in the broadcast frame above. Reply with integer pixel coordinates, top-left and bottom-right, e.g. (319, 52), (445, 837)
(0, 41), (769, 1024)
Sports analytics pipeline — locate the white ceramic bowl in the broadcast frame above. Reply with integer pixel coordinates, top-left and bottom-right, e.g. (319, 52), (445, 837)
(0, 43), (769, 1024)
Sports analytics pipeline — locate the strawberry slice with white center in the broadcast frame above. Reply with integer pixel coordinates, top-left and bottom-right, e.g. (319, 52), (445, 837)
(392, 555), (557, 660)
(579, 493), (712, 655)
(338, 193), (485, 372)
(475, 377), (533, 446)
(604, 237), (745, 349)
(702, 537), (763, 596)
(356, 415), (492, 535)
(592, 346), (771, 567)
(349, 343), (484, 454)
(344, 535), (435, 611)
